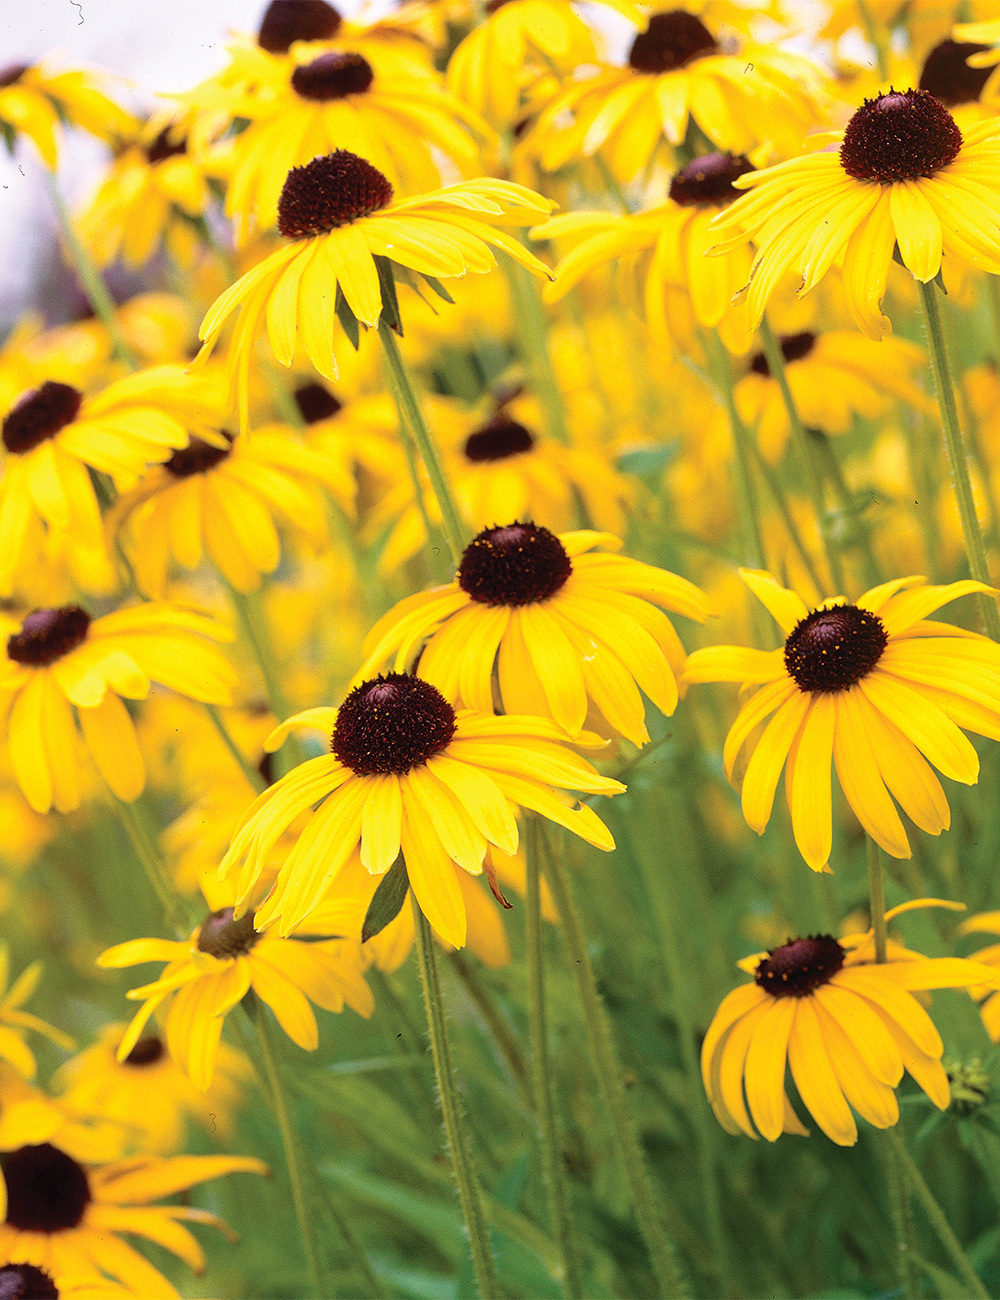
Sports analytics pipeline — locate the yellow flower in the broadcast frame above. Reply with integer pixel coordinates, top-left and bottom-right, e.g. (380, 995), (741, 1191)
(53, 1024), (249, 1156)
(218, 672), (623, 948)
(193, 150), (553, 429)
(709, 89), (1000, 338)
(0, 1136), (266, 1297)
(0, 602), (235, 814)
(683, 569), (1000, 871)
(359, 525), (709, 747)
(516, 7), (827, 184)
(0, 949), (73, 1081)
(703, 900), (1000, 1146)
(0, 366), (216, 597)
(98, 879), (374, 1090)
(954, 910), (1000, 1042)
(0, 62), (134, 168)
(535, 151), (757, 358)
(109, 427), (354, 596)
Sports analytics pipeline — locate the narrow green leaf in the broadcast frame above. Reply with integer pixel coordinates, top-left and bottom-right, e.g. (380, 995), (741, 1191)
(362, 857), (409, 942)
(421, 274), (455, 304)
(335, 284), (361, 349)
(374, 255), (403, 335)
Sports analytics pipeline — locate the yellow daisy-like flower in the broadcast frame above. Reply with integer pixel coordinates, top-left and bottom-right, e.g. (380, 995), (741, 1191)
(78, 120), (216, 270)
(517, 7), (826, 184)
(534, 151), (757, 358)
(0, 366), (215, 597)
(683, 569), (1000, 871)
(54, 1024), (249, 1156)
(0, 949), (73, 1082)
(917, 36), (1000, 126)
(218, 672), (623, 948)
(109, 426), (354, 596)
(359, 525), (709, 747)
(710, 88), (1000, 338)
(98, 879), (374, 1091)
(0, 1136), (266, 1297)
(0, 602), (235, 814)
(193, 150), (553, 429)
(734, 328), (933, 463)
(703, 900), (1000, 1146)
(0, 62), (134, 168)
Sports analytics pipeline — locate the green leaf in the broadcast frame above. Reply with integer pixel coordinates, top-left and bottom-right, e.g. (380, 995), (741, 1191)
(335, 284), (360, 350)
(421, 275), (455, 304)
(362, 857), (409, 942)
(374, 255), (403, 335)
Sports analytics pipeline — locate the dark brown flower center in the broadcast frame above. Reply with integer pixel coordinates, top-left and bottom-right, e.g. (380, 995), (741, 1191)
(278, 150), (394, 238)
(145, 126), (187, 164)
(124, 1035), (166, 1067)
(292, 51), (374, 101)
(840, 88), (962, 184)
(294, 381), (343, 423)
(0, 1264), (59, 1300)
(784, 603), (887, 693)
(1, 1144), (91, 1233)
(755, 934), (845, 998)
(333, 674), (456, 776)
(7, 606), (91, 667)
(197, 907), (261, 958)
(2, 382), (82, 455)
(628, 11), (718, 75)
(258, 0), (343, 53)
(463, 414), (536, 463)
(0, 64), (29, 90)
(458, 522), (572, 607)
(919, 39), (993, 107)
(749, 331), (817, 376)
(163, 433), (234, 478)
(669, 152), (754, 207)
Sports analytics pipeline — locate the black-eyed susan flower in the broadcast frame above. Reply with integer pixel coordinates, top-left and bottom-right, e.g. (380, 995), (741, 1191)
(218, 672), (624, 947)
(919, 37), (999, 126)
(683, 569), (1000, 871)
(0, 62), (133, 168)
(735, 328), (933, 463)
(109, 426), (354, 596)
(0, 367), (216, 597)
(98, 878), (374, 1090)
(0, 949), (73, 1081)
(0, 602), (235, 813)
(710, 88), (1000, 338)
(702, 901), (1000, 1146)
(0, 1135), (266, 1296)
(358, 524), (709, 746)
(517, 7), (826, 184)
(193, 150), (553, 428)
(534, 151), (757, 358)
(53, 1024), (249, 1156)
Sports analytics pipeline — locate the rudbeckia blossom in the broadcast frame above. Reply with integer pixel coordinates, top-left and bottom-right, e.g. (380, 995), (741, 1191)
(98, 879), (374, 1090)
(683, 569), (1000, 870)
(109, 427), (354, 595)
(0, 602), (235, 814)
(193, 150), (554, 428)
(534, 151), (757, 357)
(517, 8), (826, 183)
(0, 62), (133, 168)
(702, 901), (1000, 1146)
(0, 1136), (266, 1296)
(0, 949), (73, 1081)
(710, 88), (1000, 338)
(218, 672), (624, 948)
(0, 367), (215, 597)
(358, 525), (709, 747)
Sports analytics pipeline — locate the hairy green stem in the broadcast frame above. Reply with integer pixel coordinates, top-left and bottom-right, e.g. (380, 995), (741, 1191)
(880, 1130), (919, 1300)
(115, 795), (190, 936)
(378, 321), (467, 567)
(540, 827), (688, 1297)
(411, 895), (501, 1299)
(918, 280), (1000, 640)
(448, 950), (532, 1111)
(807, 428), (882, 590)
(746, 437), (825, 595)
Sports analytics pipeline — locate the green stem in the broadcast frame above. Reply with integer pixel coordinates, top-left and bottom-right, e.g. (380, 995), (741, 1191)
(44, 171), (138, 369)
(540, 827), (688, 1298)
(918, 279), (1000, 640)
(229, 587), (290, 721)
(866, 836), (888, 964)
(701, 330), (765, 571)
(250, 996), (329, 1300)
(448, 950), (532, 1111)
(115, 795), (190, 936)
(411, 895), (501, 1300)
(592, 155), (635, 214)
(396, 403), (450, 584)
(886, 1128), (991, 1300)
(204, 703), (267, 793)
(879, 1130), (919, 1300)
(378, 321), (466, 567)
(856, 0), (889, 79)
(808, 427), (882, 590)
(746, 437), (825, 596)
(758, 318), (845, 595)
(988, 275), (1000, 369)
(502, 258), (571, 445)
(526, 819), (586, 1299)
